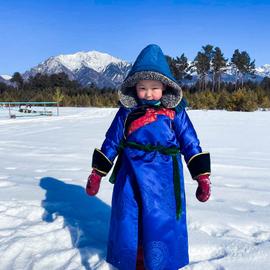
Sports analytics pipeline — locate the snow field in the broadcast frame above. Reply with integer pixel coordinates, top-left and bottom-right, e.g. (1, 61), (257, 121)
(0, 107), (269, 269)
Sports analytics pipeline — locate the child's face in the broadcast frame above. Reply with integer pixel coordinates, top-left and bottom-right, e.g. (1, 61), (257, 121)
(136, 80), (164, 101)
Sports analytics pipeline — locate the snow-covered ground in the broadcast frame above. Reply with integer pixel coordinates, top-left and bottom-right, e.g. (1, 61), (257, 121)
(0, 107), (269, 270)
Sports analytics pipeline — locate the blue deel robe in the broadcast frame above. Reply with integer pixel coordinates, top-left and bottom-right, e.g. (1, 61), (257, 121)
(99, 105), (202, 270)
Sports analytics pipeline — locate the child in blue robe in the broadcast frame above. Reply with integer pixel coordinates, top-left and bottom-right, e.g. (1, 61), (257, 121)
(86, 44), (211, 270)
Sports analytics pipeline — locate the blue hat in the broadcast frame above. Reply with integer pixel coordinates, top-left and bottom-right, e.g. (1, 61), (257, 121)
(119, 44), (182, 108)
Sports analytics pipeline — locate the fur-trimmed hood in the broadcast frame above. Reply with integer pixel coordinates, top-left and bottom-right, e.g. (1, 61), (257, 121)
(119, 44), (182, 108)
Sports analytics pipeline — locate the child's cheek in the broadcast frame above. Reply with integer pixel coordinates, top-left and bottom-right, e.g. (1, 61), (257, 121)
(137, 92), (145, 99)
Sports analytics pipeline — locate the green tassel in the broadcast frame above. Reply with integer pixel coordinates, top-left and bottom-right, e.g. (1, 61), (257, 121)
(173, 155), (182, 219)
(109, 167), (117, 184)
(108, 141), (125, 184)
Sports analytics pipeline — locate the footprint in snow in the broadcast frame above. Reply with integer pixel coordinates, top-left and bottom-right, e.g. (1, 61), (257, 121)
(184, 261), (226, 270)
(232, 206), (252, 213)
(199, 224), (229, 238)
(189, 245), (227, 264)
(252, 231), (270, 245)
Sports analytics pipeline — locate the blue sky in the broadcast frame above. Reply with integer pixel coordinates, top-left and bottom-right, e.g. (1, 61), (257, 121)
(0, 0), (269, 75)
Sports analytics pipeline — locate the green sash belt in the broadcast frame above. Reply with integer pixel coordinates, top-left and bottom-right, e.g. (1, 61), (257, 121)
(109, 140), (182, 219)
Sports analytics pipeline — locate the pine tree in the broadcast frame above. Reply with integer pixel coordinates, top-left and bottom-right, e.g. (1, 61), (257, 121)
(231, 49), (241, 89)
(194, 52), (207, 90)
(174, 53), (189, 80)
(239, 51), (255, 87)
(231, 49), (255, 89)
(212, 47), (228, 92)
(165, 55), (178, 78)
(10, 72), (24, 89)
(193, 45), (214, 91)
(261, 77), (270, 92)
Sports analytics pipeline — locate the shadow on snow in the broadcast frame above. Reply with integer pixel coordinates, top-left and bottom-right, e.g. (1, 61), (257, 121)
(39, 177), (111, 270)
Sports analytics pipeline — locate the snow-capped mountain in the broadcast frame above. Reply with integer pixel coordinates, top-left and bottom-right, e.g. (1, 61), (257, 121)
(23, 51), (132, 89)
(181, 63), (269, 85)
(0, 75), (15, 86)
(255, 64), (270, 78)
(21, 50), (270, 89)
(0, 75), (12, 80)
(220, 64), (270, 82)
(0, 76), (7, 84)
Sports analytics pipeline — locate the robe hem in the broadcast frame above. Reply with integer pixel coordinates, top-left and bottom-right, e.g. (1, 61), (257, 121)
(105, 257), (189, 270)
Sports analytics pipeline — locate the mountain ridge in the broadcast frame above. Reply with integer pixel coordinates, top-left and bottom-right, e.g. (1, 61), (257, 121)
(2, 51), (269, 88)
(22, 50), (132, 89)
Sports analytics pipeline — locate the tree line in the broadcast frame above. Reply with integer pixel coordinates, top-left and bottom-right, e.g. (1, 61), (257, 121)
(165, 44), (270, 110)
(165, 44), (256, 92)
(1, 44), (270, 111)
(0, 72), (118, 107)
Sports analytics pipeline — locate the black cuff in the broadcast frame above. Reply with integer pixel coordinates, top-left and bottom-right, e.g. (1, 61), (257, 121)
(187, 152), (211, 179)
(92, 149), (113, 176)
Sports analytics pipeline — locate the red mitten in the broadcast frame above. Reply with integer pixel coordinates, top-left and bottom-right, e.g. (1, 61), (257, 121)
(86, 169), (103, 196)
(195, 174), (211, 202)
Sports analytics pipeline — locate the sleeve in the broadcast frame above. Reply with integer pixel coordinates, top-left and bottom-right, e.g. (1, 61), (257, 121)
(173, 109), (211, 179)
(91, 107), (129, 176)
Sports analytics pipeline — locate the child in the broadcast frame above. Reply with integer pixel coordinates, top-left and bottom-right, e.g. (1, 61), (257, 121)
(86, 44), (211, 270)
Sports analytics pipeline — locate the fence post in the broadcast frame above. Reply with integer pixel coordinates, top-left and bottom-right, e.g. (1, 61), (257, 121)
(8, 103), (11, 118)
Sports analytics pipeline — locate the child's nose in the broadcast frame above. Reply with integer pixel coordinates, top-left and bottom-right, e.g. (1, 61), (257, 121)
(146, 89), (152, 96)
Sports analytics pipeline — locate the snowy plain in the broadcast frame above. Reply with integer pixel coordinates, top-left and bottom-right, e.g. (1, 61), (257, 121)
(0, 106), (269, 270)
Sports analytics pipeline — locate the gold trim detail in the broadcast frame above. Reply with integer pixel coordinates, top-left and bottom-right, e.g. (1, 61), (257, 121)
(95, 148), (113, 165)
(193, 172), (211, 180)
(187, 152), (210, 166)
(93, 167), (107, 176)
